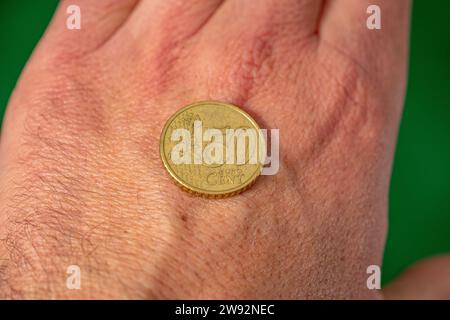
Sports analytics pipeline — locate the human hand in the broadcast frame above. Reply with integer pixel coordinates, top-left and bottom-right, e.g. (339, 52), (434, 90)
(1, 0), (448, 299)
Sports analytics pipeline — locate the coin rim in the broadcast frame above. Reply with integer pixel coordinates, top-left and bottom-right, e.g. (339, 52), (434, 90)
(160, 101), (264, 196)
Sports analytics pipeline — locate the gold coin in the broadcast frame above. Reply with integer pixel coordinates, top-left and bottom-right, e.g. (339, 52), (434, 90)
(160, 101), (265, 198)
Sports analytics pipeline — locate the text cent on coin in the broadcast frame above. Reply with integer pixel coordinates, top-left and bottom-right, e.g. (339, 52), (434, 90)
(160, 101), (266, 197)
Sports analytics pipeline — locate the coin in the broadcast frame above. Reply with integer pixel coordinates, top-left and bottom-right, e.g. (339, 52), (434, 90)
(160, 101), (265, 198)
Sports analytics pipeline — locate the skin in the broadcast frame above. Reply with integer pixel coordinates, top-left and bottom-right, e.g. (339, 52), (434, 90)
(0, 0), (449, 299)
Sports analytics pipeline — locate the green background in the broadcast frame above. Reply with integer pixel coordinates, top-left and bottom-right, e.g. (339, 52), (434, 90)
(0, 1), (449, 285)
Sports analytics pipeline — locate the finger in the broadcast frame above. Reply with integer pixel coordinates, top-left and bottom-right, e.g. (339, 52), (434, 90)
(319, 0), (411, 92)
(34, 0), (138, 58)
(122, 0), (225, 44)
(383, 256), (450, 299)
(216, 0), (324, 39)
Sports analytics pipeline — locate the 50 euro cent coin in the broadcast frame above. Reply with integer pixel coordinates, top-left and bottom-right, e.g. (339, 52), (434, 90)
(160, 101), (266, 198)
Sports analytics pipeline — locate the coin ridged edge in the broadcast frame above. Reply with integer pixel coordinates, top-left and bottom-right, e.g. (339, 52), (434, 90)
(165, 169), (261, 199)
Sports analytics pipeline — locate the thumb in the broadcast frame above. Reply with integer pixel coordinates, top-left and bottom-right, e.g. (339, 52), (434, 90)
(383, 255), (450, 300)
